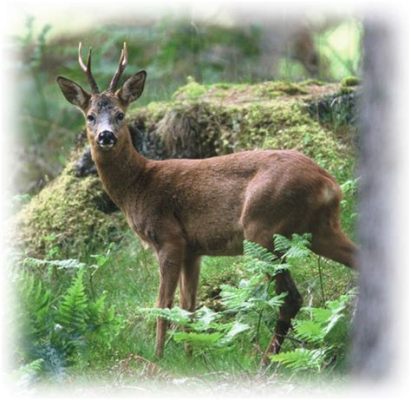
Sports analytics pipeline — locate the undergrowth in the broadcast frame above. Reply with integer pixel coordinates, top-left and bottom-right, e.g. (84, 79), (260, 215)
(12, 225), (356, 386)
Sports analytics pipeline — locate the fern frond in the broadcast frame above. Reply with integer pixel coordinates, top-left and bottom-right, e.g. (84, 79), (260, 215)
(86, 292), (124, 348)
(56, 269), (88, 336)
(270, 348), (327, 372)
(138, 306), (192, 325)
(294, 319), (325, 344)
(243, 240), (276, 264)
(273, 233), (312, 260)
(16, 271), (52, 339)
(220, 282), (253, 312)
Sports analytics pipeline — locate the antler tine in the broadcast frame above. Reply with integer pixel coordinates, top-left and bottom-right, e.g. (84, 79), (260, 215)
(78, 42), (100, 93)
(108, 42), (128, 92)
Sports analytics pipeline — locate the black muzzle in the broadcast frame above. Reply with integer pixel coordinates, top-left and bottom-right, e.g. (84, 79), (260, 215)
(97, 130), (117, 149)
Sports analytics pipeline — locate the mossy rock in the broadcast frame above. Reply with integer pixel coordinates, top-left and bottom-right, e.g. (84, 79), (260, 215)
(14, 80), (357, 258)
(13, 156), (128, 258)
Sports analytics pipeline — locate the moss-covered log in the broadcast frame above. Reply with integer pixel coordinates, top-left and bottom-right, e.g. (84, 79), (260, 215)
(14, 79), (358, 258)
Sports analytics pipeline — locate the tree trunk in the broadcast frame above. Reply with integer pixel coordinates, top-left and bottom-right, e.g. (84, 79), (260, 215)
(351, 20), (401, 380)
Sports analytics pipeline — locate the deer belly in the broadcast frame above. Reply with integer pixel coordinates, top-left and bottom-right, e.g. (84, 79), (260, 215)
(191, 230), (245, 256)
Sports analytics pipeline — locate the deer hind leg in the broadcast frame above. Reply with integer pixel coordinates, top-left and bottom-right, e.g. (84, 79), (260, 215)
(155, 242), (185, 358)
(179, 254), (201, 312)
(264, 270), (303, 359)
(243, 223), (302, 359)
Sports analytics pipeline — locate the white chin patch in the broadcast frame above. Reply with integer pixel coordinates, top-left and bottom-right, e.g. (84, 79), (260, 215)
(98, 143), (115, 151)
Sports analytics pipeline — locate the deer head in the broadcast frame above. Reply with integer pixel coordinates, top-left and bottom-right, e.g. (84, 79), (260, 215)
(57, 42), (146, 152)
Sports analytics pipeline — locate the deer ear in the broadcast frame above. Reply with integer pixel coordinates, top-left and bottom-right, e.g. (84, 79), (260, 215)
(56, 76), (91, 110)
(117, 70), (146, 105)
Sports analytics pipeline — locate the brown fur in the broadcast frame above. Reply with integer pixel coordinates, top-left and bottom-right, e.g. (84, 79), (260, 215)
(57, 45), (357, 359)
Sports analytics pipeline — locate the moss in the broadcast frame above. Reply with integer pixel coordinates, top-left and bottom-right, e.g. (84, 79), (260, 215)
(14, 157), (127, 258)
(257, 81), (309, 97)
(300, 79), (326, 86)
(339, 76), (360, 95)
(213, 83), (231, 90)
(172, 76), (208, 100)
(340, 76), (360, 87)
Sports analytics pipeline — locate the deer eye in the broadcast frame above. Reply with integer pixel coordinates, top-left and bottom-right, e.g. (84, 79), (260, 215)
(116, 112), (125, 121)
(87, 114), (96, 123)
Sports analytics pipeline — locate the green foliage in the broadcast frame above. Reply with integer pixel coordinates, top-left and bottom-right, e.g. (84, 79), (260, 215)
(273, 234), (313, 264)
(270, 348), (327, 372)
(270, 291), (355, 374)
(135, 233), (354, 378)
(340, 76), (360, 88)
(313, 20), (363, 80)
(139, 234), (317, 358)
(55, 270), (89, 352)
(14, 259), (124, 381)
(13, 215), (356, 386)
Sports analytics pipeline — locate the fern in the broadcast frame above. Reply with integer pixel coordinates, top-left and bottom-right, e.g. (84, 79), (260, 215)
(86, 292), (124, 349)
(15, 258), (125, 379)
(270, 348), (327, 372)
(16, 271), (52, 340)
(274, 233), (312, 262)
(244, 240), (276, 264)
(138, 306), (192, 325)
(220, 281), (254, 312)
(56, 269), (88, 337)
(271, 291), (354, 373)
(293, 320), (325, 344)
(17, 359), (45, 386)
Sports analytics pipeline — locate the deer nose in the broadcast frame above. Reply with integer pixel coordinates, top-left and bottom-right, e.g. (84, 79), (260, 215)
(97, 130), (117, 149)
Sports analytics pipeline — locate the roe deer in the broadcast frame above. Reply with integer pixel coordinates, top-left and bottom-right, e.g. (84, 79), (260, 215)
(57, 43), (357, 359)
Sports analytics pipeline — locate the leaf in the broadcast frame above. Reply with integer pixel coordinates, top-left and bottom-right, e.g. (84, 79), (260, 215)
(304, 307), (332, 324)
(243, 240), (279, 276)
(220, 283), (253, 312)
(266, 292), (287, 309)
(294, 320), (325, 344)
(56, 269), (88, 336)
(86, 293), (124, 348)
(243, 240), (276, 264)
(221, 321), (250, 344)
(138, 306), (192, 325)
(273, 233), (312, 262)
(191, 306), (220, 330)
(270, 348), (327, 372)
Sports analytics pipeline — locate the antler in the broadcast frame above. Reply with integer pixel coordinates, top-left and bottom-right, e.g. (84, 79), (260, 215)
(108, 42), (128, 92)
(78, 42), (100, 93)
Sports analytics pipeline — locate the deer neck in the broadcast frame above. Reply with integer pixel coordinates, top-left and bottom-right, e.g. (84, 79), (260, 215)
(90, 128), (147, 208)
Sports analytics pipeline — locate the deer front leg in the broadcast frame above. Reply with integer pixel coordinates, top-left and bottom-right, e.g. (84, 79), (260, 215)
(155, 242), (185, 358)
(179, 254), (201, 356)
